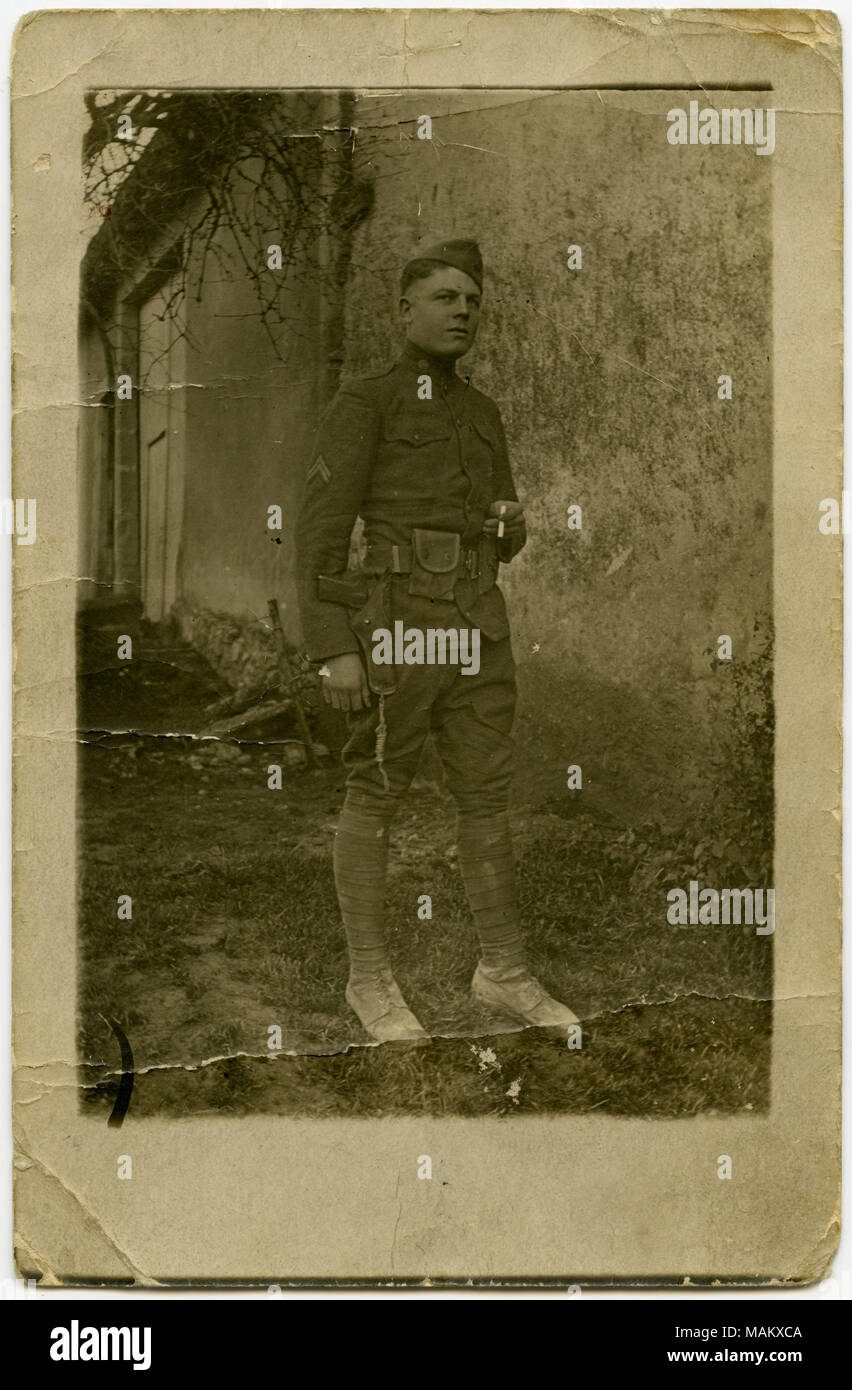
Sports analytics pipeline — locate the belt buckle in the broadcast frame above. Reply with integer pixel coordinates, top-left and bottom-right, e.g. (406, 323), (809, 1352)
(464, 546), (479, 579)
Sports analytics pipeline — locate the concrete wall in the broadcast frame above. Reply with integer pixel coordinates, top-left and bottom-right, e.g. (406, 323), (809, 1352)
(341, 89), (772, 823)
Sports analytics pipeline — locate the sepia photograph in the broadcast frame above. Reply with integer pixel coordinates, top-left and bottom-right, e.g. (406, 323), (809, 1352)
(77, 83), (773, 1119)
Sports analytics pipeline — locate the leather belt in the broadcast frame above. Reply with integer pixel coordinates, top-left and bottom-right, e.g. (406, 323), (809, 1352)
(366, 538), (483, 580)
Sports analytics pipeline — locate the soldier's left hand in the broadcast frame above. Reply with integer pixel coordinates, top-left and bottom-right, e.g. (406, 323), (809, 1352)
(482, 499), (525, 536)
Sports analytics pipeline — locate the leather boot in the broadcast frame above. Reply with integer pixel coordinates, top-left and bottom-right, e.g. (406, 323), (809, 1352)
(346, 968), (430, 1045)
(457, 811), (579, 1033)
(472, 961), (580, 1033)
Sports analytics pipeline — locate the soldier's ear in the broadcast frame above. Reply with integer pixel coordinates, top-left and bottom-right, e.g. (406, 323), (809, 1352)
(398, 295), (412, 324)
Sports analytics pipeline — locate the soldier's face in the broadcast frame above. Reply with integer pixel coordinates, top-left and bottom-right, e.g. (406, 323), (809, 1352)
(400, 267), (481, 360)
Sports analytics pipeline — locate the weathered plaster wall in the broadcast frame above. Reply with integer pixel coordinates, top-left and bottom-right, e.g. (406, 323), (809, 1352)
(342, 89), (772, 823)
(176, 223), (321, 652)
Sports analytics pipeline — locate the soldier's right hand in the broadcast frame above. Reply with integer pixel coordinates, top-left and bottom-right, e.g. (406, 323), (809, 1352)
(321, 652), (372, 712)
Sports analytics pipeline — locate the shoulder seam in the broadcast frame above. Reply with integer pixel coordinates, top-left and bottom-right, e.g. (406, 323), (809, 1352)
(340, 363), (396, 387)
(466, 380), (499, 410)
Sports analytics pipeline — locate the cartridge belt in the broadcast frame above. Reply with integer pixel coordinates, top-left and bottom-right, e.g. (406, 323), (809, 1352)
(365, 536), (484, 580)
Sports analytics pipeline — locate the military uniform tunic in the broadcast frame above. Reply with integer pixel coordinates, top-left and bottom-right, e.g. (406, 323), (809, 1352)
(297, 338), (526, 813)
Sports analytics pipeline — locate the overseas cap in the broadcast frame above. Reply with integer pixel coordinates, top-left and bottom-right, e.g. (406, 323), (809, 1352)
(404, 238), (483, 290)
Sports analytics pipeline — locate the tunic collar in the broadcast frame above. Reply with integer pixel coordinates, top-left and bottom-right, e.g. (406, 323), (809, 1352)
(399, 337), (463, 383)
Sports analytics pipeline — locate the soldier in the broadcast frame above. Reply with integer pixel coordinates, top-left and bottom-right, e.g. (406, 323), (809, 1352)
(297, 237), (578, 1043)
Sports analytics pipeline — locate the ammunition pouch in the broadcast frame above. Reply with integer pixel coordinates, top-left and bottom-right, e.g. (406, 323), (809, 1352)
(365, 532), (499, 598)
(408, 528), (461, 601)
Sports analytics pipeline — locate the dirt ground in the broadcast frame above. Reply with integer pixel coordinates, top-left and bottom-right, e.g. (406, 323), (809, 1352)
(78, 609), (772, 1119)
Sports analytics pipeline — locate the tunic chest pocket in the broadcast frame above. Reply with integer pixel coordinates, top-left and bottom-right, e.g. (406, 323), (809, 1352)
(382, 412), (453, 448)
(467, 415), (498, 460)
(463, 417), (497, 502)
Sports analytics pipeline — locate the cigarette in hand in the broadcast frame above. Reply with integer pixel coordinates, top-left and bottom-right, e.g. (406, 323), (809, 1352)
(497, 504), (507, 539)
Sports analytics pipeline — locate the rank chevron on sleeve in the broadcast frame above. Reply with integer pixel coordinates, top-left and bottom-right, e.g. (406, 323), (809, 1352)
(307, 454), (331, 486)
